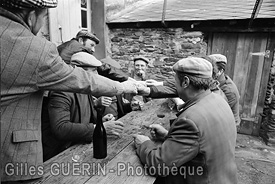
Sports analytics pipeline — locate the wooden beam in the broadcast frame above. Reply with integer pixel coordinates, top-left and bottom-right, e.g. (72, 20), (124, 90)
(91, 0), (107, 59)
(249, 0), (263, 28)
(161, 0), (167, 27)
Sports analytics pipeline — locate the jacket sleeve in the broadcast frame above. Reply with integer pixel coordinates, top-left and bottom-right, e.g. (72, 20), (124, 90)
(36, 42), (124, 97)
(48, 92), (94, 142)
(149, 79), (178, 98)
(97, 63), (128, 82)
(136, 118), (199, 176)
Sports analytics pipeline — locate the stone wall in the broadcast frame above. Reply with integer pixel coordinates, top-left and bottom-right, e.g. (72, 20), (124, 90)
(260, 52), (275, 146)
(108, 28), (207, 80)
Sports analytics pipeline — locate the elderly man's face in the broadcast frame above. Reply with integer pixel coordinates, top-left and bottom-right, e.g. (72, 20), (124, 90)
(174, 72), (189, 101)
(134, 60), (147, 76)
(79, 39), (97, 54)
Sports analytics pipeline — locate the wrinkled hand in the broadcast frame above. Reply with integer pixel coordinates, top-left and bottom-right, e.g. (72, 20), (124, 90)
(131, 100), (144, 111)
(132, 134), (150, 148)
(145, 79), (164, 87)
(121, 80), (138, 94)
(95, 96), (112, 107)
(149, 124), (168, 141)
(136, 84), (151, 96)
(102, 113), (116, 122)
(103, 120), (124, 137)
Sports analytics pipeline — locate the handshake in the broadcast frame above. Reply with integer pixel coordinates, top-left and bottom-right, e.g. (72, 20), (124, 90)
(120, 78), (154, 96)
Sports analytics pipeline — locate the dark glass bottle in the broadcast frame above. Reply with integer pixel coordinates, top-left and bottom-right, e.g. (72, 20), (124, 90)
(93, 107), (107, 159)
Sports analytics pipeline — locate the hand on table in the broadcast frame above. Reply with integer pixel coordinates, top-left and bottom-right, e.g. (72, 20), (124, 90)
(132, 134), (150, 148)
(149, 124), (168, 141)
(103, 120), (124, 137)
(102, 113), (116, 122)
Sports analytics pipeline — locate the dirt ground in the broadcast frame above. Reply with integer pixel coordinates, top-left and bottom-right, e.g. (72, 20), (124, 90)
(236, 134), (275, 184)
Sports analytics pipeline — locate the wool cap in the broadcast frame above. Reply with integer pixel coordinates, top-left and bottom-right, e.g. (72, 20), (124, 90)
(133, 56), (149, 64)
(0, 0), (57, 9)
(76, 30), (100, 44)
(173, 57), (213, 79)
(101, 56), (121, 69)
(208, 54), (227, 64)
(71, 52), (102, 67)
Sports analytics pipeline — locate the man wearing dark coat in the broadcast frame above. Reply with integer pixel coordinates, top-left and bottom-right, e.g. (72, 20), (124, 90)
(133, 57), (237, 184)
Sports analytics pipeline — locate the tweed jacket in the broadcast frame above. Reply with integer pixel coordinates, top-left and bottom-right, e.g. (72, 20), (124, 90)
(219, 74), (241, 125)
(0, 8), (124, 181)
(42, 92), (97, 161)
(137, 91), (237, 184)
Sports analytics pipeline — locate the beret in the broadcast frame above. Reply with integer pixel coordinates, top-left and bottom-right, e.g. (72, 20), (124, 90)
(0, 0), (57, 9)
(208, 54), (227, 64)
(173, 57), (213, 79)
(133, 56), (149, 64)
(76, 30), (100, 44)
(71, 52), (102, 67)
(101, 56), (121, 69)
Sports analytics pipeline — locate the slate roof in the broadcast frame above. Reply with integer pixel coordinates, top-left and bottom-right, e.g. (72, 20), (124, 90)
(108, 0), (275, 23)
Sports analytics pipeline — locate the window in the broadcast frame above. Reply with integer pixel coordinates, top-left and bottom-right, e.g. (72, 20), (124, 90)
(81, 0), (91, 31)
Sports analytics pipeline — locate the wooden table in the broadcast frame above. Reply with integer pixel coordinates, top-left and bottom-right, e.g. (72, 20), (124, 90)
(24, 99), (177, 184)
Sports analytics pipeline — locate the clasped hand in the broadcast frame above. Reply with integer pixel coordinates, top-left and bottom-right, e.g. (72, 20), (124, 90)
(133, 124), (168, 148)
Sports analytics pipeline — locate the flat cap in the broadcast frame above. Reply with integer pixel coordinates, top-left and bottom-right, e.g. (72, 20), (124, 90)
(71, 52), (102, 67)
(76, 30), (100, 44)
(208, 54), (227, 64)
(173, 57), (213, 79)
(101, 56), (121, 69)
(0, 0), (57, 9)
(134, 56), (149, 64)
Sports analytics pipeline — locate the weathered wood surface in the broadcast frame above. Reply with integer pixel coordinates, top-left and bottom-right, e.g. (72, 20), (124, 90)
(23, 98), (177, 184)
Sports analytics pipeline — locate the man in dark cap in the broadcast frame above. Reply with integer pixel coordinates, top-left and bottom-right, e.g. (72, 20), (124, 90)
(208, 54), (241, 126)
(133, 57), (237, 184)
(0, 0), (137, 182)
(57, 30), (129, 82)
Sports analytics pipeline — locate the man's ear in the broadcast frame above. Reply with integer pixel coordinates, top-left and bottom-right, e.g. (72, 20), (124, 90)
(78, 37), (84, 44)
(26, 10), (36, 28)
(181, 76), (190, 88)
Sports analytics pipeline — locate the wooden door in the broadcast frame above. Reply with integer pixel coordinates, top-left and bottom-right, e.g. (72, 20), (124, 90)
(208, 32), (274, 135)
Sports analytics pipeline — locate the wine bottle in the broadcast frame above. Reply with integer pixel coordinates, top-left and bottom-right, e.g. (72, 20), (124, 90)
(93, 107), (107, 159)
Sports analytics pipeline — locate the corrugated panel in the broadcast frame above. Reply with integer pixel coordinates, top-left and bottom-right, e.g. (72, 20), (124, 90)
(108, 0), (275, 23)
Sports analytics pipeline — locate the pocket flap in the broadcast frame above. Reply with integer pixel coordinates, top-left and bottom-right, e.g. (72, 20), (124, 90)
(12, 130), (39, 143)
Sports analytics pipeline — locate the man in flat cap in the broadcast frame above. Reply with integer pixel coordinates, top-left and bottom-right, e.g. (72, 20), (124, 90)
(133, 57), (237, 184)
(124, 56), (152, 110)
(42, 52), (124, 161)
(208, 54), (241, 126)
(57, 30), (129, 82)
(0, 0), (137, 182)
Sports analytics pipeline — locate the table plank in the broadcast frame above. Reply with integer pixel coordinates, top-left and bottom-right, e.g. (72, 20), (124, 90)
(85, 143), (155, 184)
(23, 99), (176, 184)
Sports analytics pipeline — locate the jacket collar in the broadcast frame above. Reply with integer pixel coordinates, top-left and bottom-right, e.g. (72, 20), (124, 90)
(176, 89), (211, 116)
(0, 7), (31, 31)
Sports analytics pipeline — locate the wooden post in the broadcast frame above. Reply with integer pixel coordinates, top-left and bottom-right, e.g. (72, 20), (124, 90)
(91, 0), (107, 59)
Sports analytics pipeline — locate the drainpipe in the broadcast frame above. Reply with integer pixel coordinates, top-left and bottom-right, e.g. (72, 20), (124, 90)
(161, 0), (167, 27)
